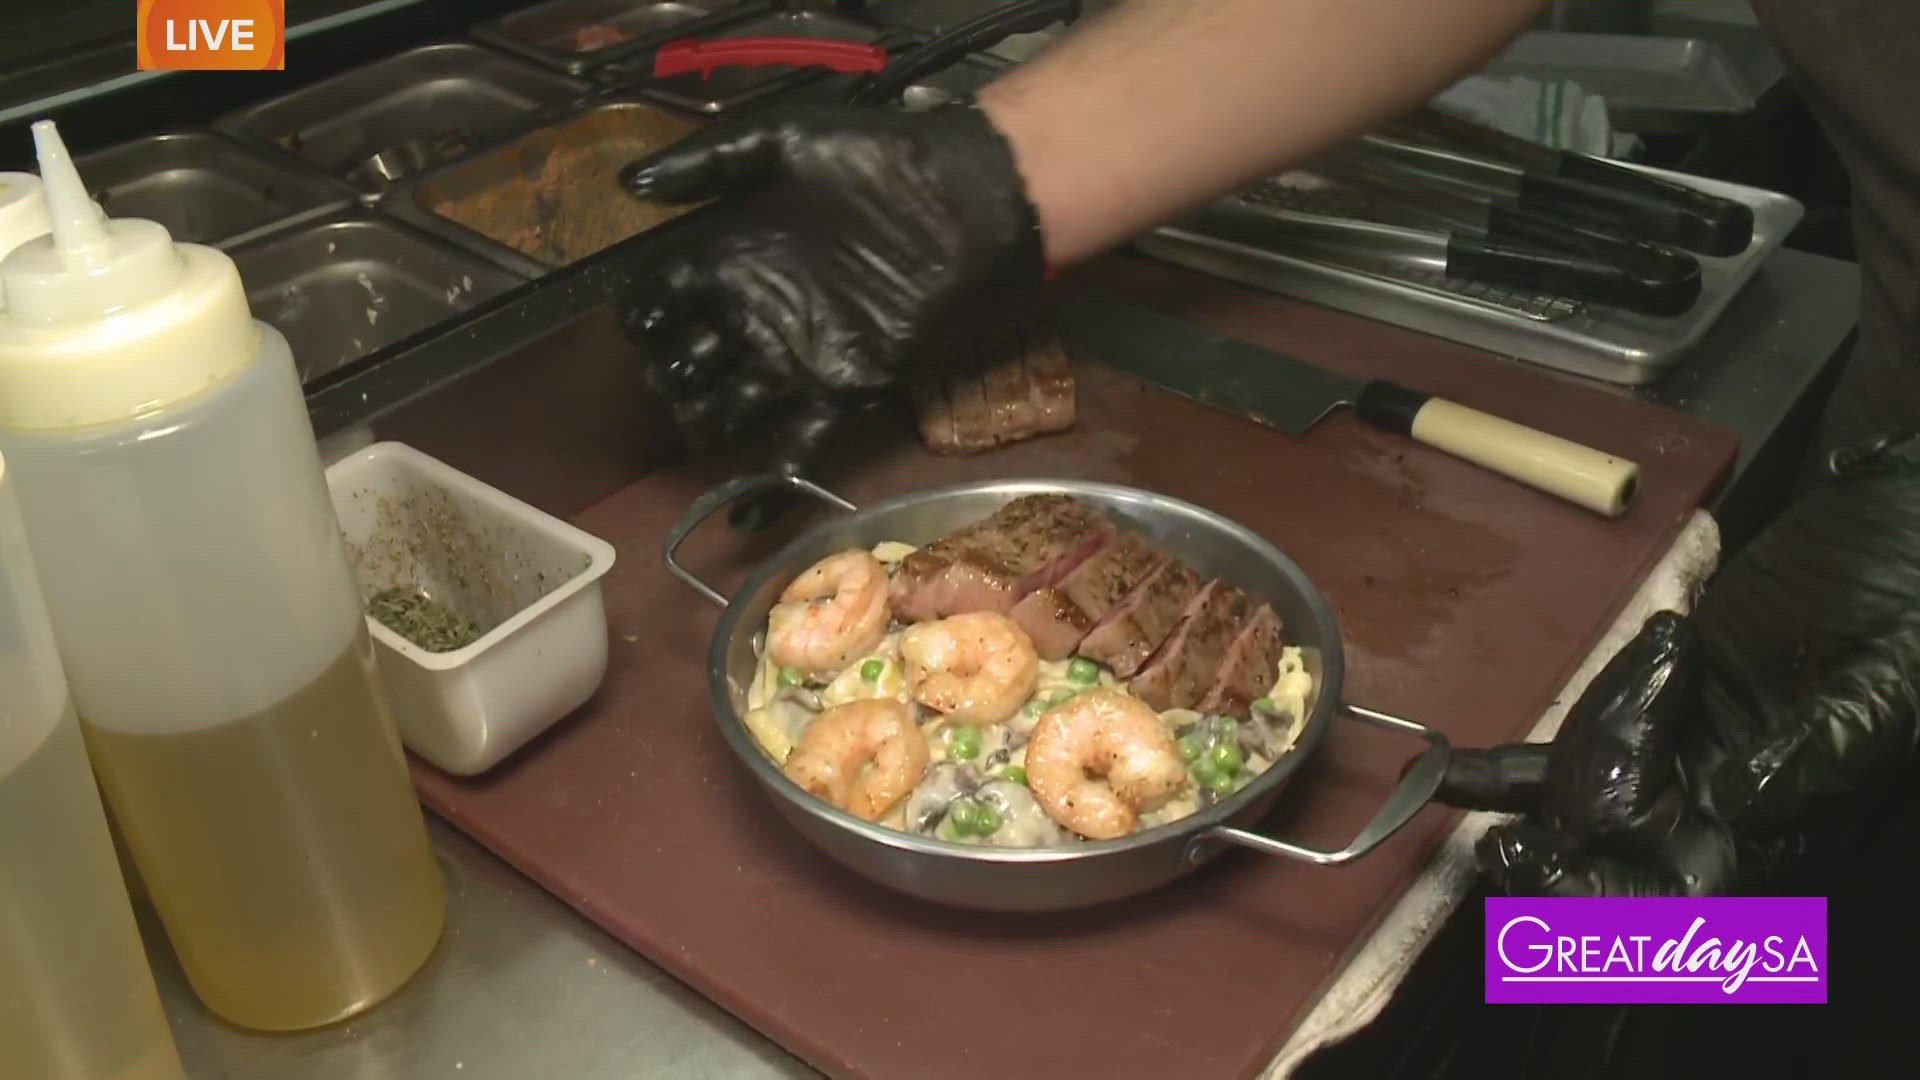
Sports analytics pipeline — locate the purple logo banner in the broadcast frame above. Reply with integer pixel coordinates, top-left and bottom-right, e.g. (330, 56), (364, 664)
(1485, 897), (1826, 1004)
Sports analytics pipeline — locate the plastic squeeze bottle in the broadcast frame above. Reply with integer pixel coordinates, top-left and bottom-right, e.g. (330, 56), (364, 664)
(0, 120), (445, 1033)
(1, 174), (189, 1078)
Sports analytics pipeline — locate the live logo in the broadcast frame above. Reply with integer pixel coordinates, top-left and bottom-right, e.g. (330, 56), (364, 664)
(137, 1), (284, 71)
(161, 19), (260, 53)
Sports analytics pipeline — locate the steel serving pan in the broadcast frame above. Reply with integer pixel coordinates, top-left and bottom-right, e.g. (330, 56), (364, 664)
(666, 472), (1448, 912)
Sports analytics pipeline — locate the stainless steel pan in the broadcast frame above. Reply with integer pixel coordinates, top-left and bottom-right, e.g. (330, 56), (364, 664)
(666, 472), (1449, 912)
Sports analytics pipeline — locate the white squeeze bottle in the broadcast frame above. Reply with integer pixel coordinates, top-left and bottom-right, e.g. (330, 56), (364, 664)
(1, 175), (187, 1079)
(0, 120), (445, 1033)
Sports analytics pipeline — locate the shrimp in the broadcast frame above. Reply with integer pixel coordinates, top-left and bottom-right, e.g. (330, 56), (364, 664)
(782, 699), (930, 821)
(766, 549), (890, 679)
(1024, 688), (1189, 840)
(898, 611), (1040, 726)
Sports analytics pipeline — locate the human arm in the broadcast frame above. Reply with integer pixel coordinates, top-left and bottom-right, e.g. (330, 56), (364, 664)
(617, 0), (1545, 480)
(979, 0), (1545, 265)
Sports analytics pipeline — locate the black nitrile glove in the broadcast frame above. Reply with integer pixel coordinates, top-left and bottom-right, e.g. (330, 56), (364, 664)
(1430, 430), (1920, 897)
(616, 103), (1046, 516)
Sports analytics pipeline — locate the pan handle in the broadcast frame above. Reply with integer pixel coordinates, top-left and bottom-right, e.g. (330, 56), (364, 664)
(664, 472), (859, 607)
(1188, 704), (1448, 867)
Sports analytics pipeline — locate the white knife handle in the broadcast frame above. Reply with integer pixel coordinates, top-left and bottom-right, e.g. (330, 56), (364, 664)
(1355, 382), (1639, 517)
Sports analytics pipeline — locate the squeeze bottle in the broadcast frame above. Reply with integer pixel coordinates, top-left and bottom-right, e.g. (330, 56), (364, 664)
(0, 120), (445, 1032)
(3, 451), (188, 1078)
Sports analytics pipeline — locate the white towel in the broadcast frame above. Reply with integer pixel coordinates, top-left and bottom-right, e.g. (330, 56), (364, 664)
(1262, 508), (1722, 1078)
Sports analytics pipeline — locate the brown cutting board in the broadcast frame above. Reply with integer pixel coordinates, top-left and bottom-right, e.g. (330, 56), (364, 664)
(409, 259), (1738, 1080)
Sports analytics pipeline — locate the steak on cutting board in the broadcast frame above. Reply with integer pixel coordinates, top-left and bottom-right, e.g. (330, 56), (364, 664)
(1197, 603), (1283, 718)
(890, 494), (1113, 623)
(1077, 557), (1205, 677)
(1010, 532), (1167, 660)
(916, 321), (1077, 456)
(1129, 580), (1254, 711)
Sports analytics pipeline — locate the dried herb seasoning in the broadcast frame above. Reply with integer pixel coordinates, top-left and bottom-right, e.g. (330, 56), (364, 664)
(368, 585), (482, 652)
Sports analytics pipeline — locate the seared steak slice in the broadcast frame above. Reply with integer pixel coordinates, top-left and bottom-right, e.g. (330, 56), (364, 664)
(1077, 558), (1204, 677)
(1007, 585), (1097, 661)
(1197, 604), (1283, 719)
(1009, 532), (1166, 661)
(891, 494), (1113, 623)
(914, 321), (1076, 456)
(1129, 580), (1253, 711)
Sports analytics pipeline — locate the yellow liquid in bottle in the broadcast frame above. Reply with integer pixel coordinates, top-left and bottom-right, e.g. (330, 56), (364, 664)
(85, 629), (446, 1032)
(0, 711), (186, 1080)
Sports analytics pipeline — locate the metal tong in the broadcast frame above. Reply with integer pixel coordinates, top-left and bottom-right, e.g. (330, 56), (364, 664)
(1355, 106), (1755, 257)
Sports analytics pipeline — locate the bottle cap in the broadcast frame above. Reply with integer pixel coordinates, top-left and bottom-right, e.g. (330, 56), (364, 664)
(0, 120), (257, 430)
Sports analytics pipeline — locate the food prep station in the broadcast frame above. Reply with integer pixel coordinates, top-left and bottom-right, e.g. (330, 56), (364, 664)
(0, 1), (1863, 1077)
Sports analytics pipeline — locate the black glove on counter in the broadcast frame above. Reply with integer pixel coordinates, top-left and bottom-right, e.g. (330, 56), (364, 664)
(1431, 430), (1920, 896)
(616, 103), (1046, 485)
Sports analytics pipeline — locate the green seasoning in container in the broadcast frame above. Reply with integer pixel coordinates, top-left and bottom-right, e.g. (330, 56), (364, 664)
(368, 586), (482, 652)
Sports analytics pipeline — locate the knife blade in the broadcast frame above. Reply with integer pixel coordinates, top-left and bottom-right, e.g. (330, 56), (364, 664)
(1053, 292), (1640, 517)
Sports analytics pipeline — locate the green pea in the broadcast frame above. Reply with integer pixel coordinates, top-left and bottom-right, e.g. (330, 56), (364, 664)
(947, 799), (979, 835)
(1023, 697), (1047, 718)
(859, 658), (884, 683)
(939, 817), (964, 842)
(1191, 760), (1221, 789)
(1048, 688), (1078, 706)
(777, 666), (803, 688)
(973, 804), (1002, 835)
(1214, 716), (1240, 741)
(1002, 765), (1028, 786)
(1066, 657), (1100, 685)
(1203, 769), (1237, 794)
(1176, 734), (1203, 764)
(1208, 741), (1243, 776)
(949, 725), (983, 761)
(1251, 697), (1276, 715)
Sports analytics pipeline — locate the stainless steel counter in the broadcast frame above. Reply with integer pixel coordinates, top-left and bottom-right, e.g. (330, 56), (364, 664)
(152, 245), (1857, 1079)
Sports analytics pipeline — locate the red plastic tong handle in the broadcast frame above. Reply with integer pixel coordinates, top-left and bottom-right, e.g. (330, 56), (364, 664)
(653, 37), (890, 79)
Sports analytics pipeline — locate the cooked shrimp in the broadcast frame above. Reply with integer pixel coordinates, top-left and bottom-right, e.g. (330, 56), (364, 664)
(782, 699), (930, 821)
(898, 611), (1040, 726)
(766, 549), (890, 679)
(1025, 689), (1189, 840)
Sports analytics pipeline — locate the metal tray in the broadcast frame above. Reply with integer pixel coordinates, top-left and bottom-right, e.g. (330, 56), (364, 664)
(1134, 163), (1804, 386)
(1481, 31), (1760, 128)
(611, 11), (898, 114)
(471, 0), (764, 76)
(215, 42), (592, 195)
(230, 212), (525, 384)
(378, 97), (702, 274)
(74, 129), (356, 248)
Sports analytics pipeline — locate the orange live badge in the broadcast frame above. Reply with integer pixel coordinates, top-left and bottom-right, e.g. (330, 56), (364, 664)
(138, 0), (285, 71)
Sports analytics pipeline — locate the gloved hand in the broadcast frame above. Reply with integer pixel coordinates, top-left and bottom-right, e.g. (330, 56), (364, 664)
(615, 102), (1046, 493)
(1430, 430), (1920, 896)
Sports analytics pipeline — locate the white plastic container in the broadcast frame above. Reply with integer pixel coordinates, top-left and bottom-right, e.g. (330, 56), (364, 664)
(0, 120), (445, 1033)
(326, 441), (617, 775)
(1, 453), (187, 1080)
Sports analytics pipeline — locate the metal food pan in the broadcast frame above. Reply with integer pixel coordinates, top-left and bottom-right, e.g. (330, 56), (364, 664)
(471, 0), (767, 76)
(75, 130), (356, 248)
(1135, 163), (1803, 386)
(613, 11), (898, 115)
(230, 212), (525, 384)
(215, 42), (592, 195)
(1481, 31), (1760, 131)
(377, 98), (702, 273)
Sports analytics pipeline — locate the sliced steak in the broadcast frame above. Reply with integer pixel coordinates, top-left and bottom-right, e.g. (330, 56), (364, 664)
(914, 321), (1075, 456)
(891, 494), (1113, 623)
(1077, 557), (1204, 677)
(1128, 580), (1253, 712)
(1196, 604), (1284, 719)
(1009, 532), (1165, 661)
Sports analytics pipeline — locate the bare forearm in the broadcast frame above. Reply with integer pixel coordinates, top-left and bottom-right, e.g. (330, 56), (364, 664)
(978, 0), (1543, 265)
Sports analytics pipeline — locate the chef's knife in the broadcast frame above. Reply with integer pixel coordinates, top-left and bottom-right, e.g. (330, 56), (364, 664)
(1054, 293), (1639, 517)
